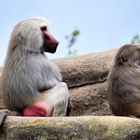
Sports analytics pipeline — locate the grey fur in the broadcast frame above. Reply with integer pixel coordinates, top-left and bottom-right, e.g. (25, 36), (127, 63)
(0, 18), (62, 111)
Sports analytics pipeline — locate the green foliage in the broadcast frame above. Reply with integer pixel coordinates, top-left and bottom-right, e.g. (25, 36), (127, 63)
(65, 30), (80, 56)
(131, 34), (140, 44)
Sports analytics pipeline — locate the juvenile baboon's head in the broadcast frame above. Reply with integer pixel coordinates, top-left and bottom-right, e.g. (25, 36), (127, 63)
(114, 44), (140, 67)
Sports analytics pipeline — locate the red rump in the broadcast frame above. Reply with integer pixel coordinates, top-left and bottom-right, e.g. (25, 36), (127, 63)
(23, 102), (52, 117)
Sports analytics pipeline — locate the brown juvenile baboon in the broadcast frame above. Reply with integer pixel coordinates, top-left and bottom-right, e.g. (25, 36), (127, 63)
(0, 17), (72, 117)
(107, 44), (140, 117)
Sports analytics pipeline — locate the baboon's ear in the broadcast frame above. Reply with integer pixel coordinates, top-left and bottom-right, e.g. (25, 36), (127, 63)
(118, 54), (128, 64)
(121, 54), (128, 63)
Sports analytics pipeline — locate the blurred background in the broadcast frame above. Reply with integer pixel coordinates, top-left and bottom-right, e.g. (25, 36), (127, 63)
(0, 0), (140, 66)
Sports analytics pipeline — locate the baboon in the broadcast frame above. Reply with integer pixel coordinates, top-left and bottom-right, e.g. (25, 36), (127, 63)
(107, 44), (140, 117)
(0, 17), (72, 117)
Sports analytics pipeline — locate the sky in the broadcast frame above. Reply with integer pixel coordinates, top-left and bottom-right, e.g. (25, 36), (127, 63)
(0, 0), (140, 66)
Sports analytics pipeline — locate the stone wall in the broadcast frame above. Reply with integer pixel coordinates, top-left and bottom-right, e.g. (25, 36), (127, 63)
(53, 49), (117, 116)
(1, 116), (140, 140)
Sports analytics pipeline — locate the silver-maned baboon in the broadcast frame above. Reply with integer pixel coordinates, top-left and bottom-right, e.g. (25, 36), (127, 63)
(107, 44), (140, 117)
(0, 17), (72, 117)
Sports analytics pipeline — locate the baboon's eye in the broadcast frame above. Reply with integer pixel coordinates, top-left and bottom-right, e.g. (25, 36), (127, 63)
(40, 25), (47, 31)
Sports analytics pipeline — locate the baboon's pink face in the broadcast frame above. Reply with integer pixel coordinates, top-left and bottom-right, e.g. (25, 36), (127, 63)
(40, 25), (59, 53)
